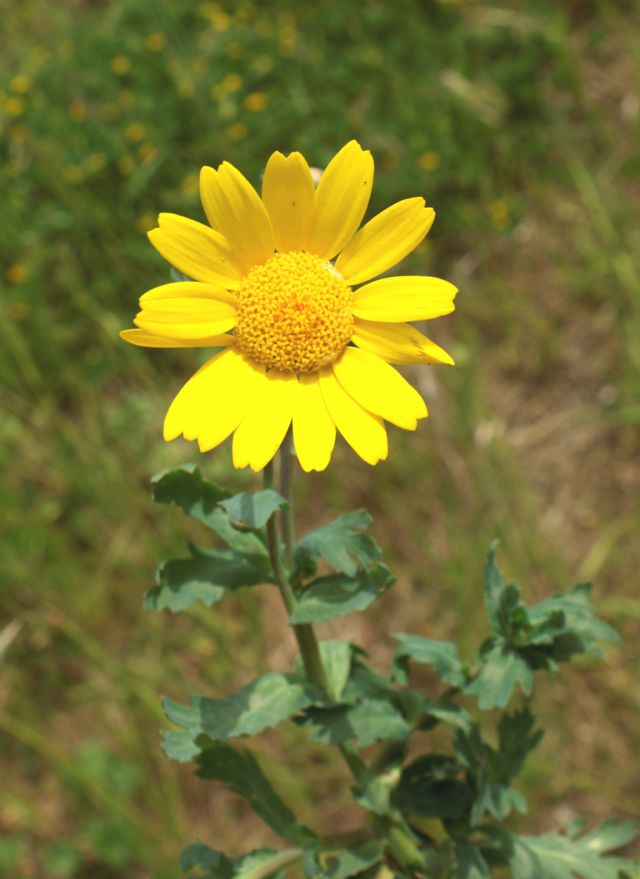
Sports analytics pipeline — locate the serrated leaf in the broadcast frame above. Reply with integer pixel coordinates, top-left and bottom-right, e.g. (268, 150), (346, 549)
(320, 842), (383, 879)
(302, 698), (411, 749)
(197, 743), (316, 846)
(152, 465), (231, 521)
(494, 708), (543, 782)
(290, 564), (394, 624)
(454, 841), (491, 879)
(465, 642), (532, 709)
(151, 465), (267, 554)
(145, 547), (272, 612)
(507, 826), (637, 879)
(221, 490), (287, 530)
(391, 634), (466, 687)
(163, 673), (318, 758)
(529, 583), (619, 659)
(294, 510), (381, 577)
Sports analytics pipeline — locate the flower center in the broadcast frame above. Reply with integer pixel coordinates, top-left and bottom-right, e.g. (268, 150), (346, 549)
(234, 251), (354, 373)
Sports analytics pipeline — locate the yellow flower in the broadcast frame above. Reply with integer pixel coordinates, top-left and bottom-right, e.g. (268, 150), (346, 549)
(226, 122), (248, 141)
(6, 264), (28, 284)
(144, 32), (166, 52)
(244, 91), (268, 112)
(4, 96), (25, 116)
(121, 142), (457, 471)
(111, 55), (132, 75)
(417, 151), (440, 172)
(125, 122), (145, 142)
(10, 75), (32, 94)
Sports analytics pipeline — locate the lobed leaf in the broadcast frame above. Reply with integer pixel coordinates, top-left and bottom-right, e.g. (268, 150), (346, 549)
(221, 490), (288, 530)
(162, 673), (319, 758)
(391, 634), (467, 688)
(465, 643), (533, 710)
(290, 564), (395, 624)
(294, 510), (382, 577)
(145, 545), (272, 612)
(197, 742), (316, 846)
(453, 841), (491, 879)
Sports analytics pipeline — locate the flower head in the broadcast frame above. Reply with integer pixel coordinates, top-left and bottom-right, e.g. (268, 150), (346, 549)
(121, 141), (457, 471)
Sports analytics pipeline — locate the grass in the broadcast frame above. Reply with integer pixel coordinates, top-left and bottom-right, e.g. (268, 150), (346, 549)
(1, 0), (639, 875)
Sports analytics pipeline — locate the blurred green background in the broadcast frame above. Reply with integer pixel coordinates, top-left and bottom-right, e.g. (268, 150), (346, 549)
(2, 0), (639, 875)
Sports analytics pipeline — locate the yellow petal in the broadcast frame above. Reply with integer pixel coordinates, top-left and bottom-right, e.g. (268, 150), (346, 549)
(292, 374), (336, 472)
(197, 351), (265, 452)
(148, 213), (242, 287)
(262, 151), (316, 252)
(353, 276), (457, 322)
(335, 198), (435, 285)
(200, 162), (274, 273)
(139, 281), (237, 307)
(318, 369), (387, 465)
(352, 319), (454, 365)
(120, 328), (233, 349)
(333, 347), (427, 430)
(134, 296), (237, 339)
(232, 371), (299, 471)
(164, 348), (259, 447)
(307, 141), (374, 260)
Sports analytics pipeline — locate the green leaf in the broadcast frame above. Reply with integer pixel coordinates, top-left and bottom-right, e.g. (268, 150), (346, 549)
(465, 642), (532, 709)
(394, 755), (472, 822)
(294, 510), (382, 577)
(302, 698), (411, 748)
(529, 583), (620, 659)
(221, 490), (287, 530)
(320, 842), (383, 879)
(454, 841), (491, 879)
(152, 464), (231, 520)
(151, 465), (267, 555)
(197, 742), (316, 846)
(493, 708), (544, 782)
(318, 640), (353, 702)
(180, 842), (234, 877)
(506, 824), (637, 879)
(290, 564), (395, 624)
(163, 673), (318, 758)
(391, 634), (466, 687)
(145, 546), (272, 612)
(483, 541), (507, 634)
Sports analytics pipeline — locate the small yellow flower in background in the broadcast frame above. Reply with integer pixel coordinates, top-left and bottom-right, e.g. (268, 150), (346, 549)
(181, 172), (199, 195)
(4, 97), (25, 117)
(68, 101), (87, 123)
(138, 143), (158, 163)
(63, 166), (85, 184)
(251, 55), (274, 75)
(136, 213), (155, 233)
(121, 141), (457, 472)
(11, 302), (30, 320)
(226, 41), (245, 59)
(125, 122), (146, 143)
(490, 198), (510, 230)
(85, 153), (107, 173)
(6, 264), (28, 285)
(144, 32), (166, 52)
(417, 151), (440, 172)
(199, 2), (231, 31)
(177, 79), (195, 99)
(226, 122), (248, 141)
(117, 156), (135, 175)
(5, 160), (23, 177)
(111, 55), (132, 76)
(210, 72), (243, 101)
(244, 92), (268, 112)
(10, 75), (32, 94)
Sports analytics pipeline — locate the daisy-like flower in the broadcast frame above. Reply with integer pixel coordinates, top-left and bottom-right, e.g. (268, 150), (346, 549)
(121, 141), (457, 472)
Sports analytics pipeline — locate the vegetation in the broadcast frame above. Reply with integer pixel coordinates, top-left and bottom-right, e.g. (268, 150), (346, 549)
(2, 0), (639, 876)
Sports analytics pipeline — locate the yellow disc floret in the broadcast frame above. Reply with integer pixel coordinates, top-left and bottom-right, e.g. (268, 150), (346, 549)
(234, 251), (354, 373)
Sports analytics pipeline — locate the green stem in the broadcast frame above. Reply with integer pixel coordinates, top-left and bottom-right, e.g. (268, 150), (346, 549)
(265, 445), (423, 871)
